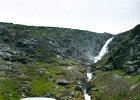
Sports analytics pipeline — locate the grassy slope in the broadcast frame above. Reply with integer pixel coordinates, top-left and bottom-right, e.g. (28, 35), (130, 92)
(88, 70), (140, 100)
(0, 57), (86, 100)
(0, 22), (89, 100)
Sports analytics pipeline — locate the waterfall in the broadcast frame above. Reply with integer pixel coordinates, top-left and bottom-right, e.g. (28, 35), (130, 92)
(94, 37), (114, 63)
(83, 37), (114, 100)
(21, 37), (114, 100)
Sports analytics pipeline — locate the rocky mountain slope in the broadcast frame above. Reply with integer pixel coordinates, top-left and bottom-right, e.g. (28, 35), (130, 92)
(0, 22), (140, 100)
(0, 22), (112, 100)
(88, 24), (140, 100)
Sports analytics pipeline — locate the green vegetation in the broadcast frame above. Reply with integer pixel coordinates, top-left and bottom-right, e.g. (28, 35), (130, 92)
(88, 70), (140, 100)
(0, 80), (20, 100)
(0, 56), (85, 100)
(0, 22), (140, 100)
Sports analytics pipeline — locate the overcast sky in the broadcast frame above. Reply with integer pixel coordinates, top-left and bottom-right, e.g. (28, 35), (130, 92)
(0, 0), (139, 34)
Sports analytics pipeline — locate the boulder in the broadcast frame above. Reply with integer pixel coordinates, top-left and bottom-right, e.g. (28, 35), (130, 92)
(125, 66), (135, 74)
(56, 79), (69, 85)
(103, 63), (113, 71)
(137, 68), (140, 74)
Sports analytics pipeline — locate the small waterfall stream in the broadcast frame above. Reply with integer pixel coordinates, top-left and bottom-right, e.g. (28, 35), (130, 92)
(83, 37), (114, 100)
(20, 37), (114, 100)
(83, 67), (92, 100)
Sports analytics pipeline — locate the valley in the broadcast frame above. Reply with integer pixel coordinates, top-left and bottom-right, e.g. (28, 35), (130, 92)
(0, 22), (140, 100)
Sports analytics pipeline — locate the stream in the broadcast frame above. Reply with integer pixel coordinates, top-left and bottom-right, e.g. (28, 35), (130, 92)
(83, 66), (93, 100)
(83, 37), (114, 100)
(20, 37), (114, 100)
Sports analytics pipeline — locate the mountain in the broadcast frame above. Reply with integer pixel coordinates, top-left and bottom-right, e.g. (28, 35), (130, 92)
(0, 22), (112, 100)
(0, 22), (140, 100)
(88, 24), (140, 100)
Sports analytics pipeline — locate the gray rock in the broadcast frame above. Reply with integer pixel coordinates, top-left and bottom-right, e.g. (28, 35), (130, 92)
(36, 68), (46, 73)
(103, 63), (113, 71)
(125, 66), (135, 74)
(92, 88), (99, 91)
(137, 68), (140, 74)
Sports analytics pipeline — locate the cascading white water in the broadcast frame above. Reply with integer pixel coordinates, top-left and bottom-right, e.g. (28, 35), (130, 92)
(94, 37), (114, 63)
(83, 72), (92, 100)
(84, 37), (114, 100)
(21, 38), (114, 100)
(87, 72), (92, 82)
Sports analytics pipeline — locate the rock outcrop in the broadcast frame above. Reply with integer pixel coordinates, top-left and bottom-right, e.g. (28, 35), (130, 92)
(0, 22), (112, 100)
(93, 24), (140, 74)
(1, 22), (140, 100)
(88, 24), (140, 100)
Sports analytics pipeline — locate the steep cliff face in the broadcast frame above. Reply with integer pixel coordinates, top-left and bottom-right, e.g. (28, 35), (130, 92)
(2, 22), (139, 100)
(0, 22), (112, 100)
(109, 25), (140, 74)
(0, 22), (112, 64)
(88, 25), (140, 100)
(93, 24), (140, 74)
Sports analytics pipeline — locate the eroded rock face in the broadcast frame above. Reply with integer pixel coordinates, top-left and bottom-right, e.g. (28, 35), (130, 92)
(88, 25), (140, 100)
(0, 22), (112, 99)
(94, 24), (140, 74)
(0, 22), (112, 65)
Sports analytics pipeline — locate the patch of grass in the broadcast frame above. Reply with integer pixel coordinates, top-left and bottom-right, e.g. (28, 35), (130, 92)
(0, 80), (20, 100)
(89, 70), (140, 100)
(136, 95), (140, 100)
(16, 59), (85, 99)
(127, 75), (140, 84)
(30, 79), (65, 96)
